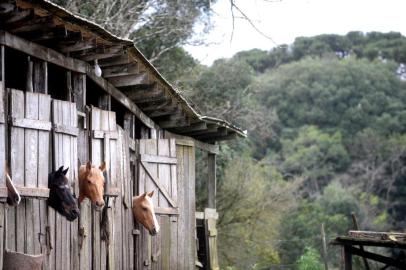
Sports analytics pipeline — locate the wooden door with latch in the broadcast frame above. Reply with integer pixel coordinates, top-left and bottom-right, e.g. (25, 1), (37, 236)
(137, 139), (179, 270)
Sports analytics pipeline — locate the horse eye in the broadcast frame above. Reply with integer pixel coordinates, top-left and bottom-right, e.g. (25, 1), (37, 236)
(87, 180), (91, 184)
(142, 207), (148, 211)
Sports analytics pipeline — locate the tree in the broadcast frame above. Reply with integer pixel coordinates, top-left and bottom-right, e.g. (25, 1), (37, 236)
(296, 247), (324, 270)
(253, 57), (406, 138)
(278, 182), (361, 266)
(216, 153), (298, 269)
(276, 126), (350, 194)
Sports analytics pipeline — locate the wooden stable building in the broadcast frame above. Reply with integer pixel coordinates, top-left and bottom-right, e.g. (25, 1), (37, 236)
(0, 0), (246, 269)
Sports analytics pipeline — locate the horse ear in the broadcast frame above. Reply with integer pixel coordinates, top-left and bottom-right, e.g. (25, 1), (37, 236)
(86, 161), (92, 171)
(142, 192), (147, 197)
(57, 166), (64, 174)
(62, 167), (69, 175)
(147, 190), (154, 198)
(99, 162), (106, 172)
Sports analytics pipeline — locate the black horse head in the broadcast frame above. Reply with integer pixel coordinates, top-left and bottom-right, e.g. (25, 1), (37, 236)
(48, 166), (80, 221)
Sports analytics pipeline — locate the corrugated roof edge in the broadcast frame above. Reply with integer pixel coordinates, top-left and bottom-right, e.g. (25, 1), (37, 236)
(36, 0), (247, 138)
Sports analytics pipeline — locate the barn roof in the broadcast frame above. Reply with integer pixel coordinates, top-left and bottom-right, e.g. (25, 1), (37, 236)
(0, 0), (247, 142)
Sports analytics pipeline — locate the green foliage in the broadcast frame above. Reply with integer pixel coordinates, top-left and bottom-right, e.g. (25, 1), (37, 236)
(185, 32), (406, 268)
(254, 57), (406, 137)
(296, 247), (324, 270)
(279, 126), (350, 192)
(216, 153), (296, 269)
(278, 182), (359, 264)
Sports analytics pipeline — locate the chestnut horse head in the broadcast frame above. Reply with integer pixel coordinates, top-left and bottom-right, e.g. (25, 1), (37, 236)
(5, 169), (20, 206)
(132, 191), (160, 236)
(78, 161), (105, 211)
(48, 166), (80, 221)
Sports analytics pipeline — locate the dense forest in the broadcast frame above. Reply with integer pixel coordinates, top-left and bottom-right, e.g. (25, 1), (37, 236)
(183, 32), (406, 269)
(51, 1), (406, 268)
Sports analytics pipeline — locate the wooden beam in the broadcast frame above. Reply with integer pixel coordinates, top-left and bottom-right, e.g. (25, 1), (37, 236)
(30, 27), (72, 42)
(148, 106), (180, 118)
(98, 54), (134, 67)
(203, 133), (238, 143)
(58, 39), (96, 53)
(33, 60), (47, 94)
(139, 154), (177, 164)
(77, 46), (124, 61)
(158, 117), (190, 129)
(332, 236), (406, 249)
(165, 131), (219, 154)
(347, 246), (406, 269)
(132, 93), (168, 105)
(0, 30), (86, 72)
(3, 9), (32, 24)
(344, 246), (352, 270)
(170, 122), (207, 134)
(139, 99), (173, 112)
(195, 127), (227, 140)
(86, 65), (156, 129)
(108, 72), (148, 87)
(181, 124), (218, 136)
(102, 62), (138, 78)
(6, 16), (55, 34)
(207, 153), (216, 208)
(125, 86), (161, 100)
(0, 3), (14, 15)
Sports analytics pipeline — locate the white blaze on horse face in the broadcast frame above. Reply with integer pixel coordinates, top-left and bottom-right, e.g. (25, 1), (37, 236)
(145, 195), (160, 233)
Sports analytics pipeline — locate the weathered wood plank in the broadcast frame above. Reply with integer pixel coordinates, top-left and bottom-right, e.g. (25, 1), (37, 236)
(188, 146), (196, 269)
(0, 31), (86, 72)
(207, 153), (216, 209)
(140, 162), (176, 208)
(53, 123), (79, 136)
(158, 140), (170, 208)
(33, 60), (47, 94)
(140, 154), (177, 164)
(37, 94), (50, 188)
(86, 68), (156, 129)
(13, 187), (49, 197)
(10, 117), (51, 131)
(108, 72), (148, 88)
(9, 89), (25, 254)
(176, 146), (185, 270)
(91, 106), (102, 270)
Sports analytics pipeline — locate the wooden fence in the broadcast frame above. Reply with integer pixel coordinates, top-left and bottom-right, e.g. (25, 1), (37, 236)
(0, 89), (198, 270)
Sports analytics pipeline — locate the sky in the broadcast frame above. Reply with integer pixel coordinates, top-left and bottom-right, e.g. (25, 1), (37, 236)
(184, 0), (406, 66)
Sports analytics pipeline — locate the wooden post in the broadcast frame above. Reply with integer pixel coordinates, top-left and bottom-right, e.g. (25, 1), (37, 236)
(321, 223), (329, 270)
(66, 71), (73, 102)
(351, 213), (370, 270)
(98, 94), (111, 111)
(207, 153), (216, 208)
(123, 112), (134, 139)
(73, 73), (86, 112)
(33, 61), (47, 94)
(26, 56), (33, 92)
(344, 245), (352, 270)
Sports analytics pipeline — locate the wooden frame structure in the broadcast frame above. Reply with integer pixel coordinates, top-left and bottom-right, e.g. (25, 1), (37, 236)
(332, 231), (406, 269)
(0, 1), (246, 269)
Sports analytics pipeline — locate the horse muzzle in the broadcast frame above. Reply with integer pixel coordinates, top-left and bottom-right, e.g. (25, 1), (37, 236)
(66, 208), (80, 221)
(150, 227), (158, 236)
(92, 200), (105, 211)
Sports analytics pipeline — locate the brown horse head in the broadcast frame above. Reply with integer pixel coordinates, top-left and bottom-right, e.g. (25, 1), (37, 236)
(78, 161), (105, 211)
(132, 191), (160, 236)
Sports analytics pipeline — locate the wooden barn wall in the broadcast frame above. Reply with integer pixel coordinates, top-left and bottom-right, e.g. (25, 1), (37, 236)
(176, 142), (197, 270)
(0, 42), (202, 270)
